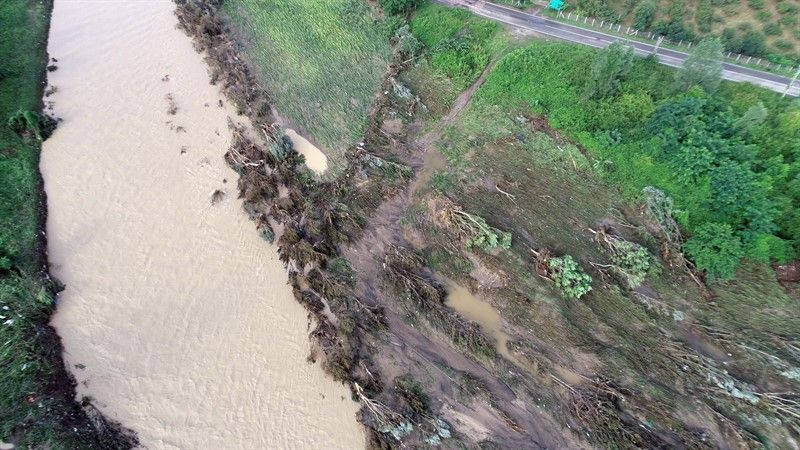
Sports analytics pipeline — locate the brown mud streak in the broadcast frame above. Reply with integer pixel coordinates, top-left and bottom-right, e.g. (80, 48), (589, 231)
(343, 61), (576, 448)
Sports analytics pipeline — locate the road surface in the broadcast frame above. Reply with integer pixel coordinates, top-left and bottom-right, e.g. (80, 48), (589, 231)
(435, 0), (800, 97)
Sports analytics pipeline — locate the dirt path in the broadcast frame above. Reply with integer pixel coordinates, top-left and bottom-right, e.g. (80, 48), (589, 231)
(344, 61), (578, 447)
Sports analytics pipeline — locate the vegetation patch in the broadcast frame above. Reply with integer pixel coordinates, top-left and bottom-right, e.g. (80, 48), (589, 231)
(474, 40), (799, 279)
(1, 0), (137, 447)
(222, 0), (392, 165)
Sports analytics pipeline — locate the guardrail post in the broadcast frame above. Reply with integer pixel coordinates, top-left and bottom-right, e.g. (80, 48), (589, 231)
(756, 58), (761, 65)
(600, 20), (604, 27)
(687, 42), (691, 49)
(584, 17), (588, 24)
(736, 54), (741, 61)
(592, 18), (595, 26)
(617, 24), (621, 32)
(746, 56), (752, 63)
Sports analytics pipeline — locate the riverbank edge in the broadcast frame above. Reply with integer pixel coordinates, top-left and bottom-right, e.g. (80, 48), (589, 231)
(172, 1), (439, 446)
(2, 0), (138, 447)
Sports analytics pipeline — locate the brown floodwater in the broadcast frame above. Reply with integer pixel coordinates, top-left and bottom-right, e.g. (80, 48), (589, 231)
(284, 128), (328, 174)
(40, 1), (363, 448)
(444, 282), (520, 365)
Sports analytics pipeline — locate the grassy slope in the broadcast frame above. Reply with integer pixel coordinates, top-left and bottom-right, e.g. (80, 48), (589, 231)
(222, 0), (391, 167)
(400, 4), (800, 447)
(0, 1), (133, 448)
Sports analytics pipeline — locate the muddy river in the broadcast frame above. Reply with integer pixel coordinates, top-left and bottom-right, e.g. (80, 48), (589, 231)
(40, 1), (362, 448)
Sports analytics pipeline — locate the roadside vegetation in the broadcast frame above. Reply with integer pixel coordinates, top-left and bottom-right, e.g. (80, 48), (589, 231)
(0, 1), (135, 448)
(378, 2), (800, 447)
(222, 0), (392, 167)
(563, 0), (800, 67)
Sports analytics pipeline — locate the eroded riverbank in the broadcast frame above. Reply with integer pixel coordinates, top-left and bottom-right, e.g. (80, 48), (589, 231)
(40, 1), (362, 448)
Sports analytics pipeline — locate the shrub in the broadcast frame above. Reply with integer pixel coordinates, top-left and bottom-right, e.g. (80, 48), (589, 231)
(780, 14), (798, 26)
(675, 37), (723, 93)
(449, 208), (512, 251)
(684, 223), (744, 280)
(756, 11), (772, 22)
(431, 171), (456, 193)
(380, 0), (422, 15)
(548, 255), (593, 299)
(775, 39), (794, 51)
(747, 0), (764, 9)
(777, 1), (799, 16)
(584, 42), (634, 99)
(613, 242), (653, 288)
(696, 1), (713, 33)
(394, 24), (422, 56)
(633, 1), (656, 30)
(763, 23), (782, 36)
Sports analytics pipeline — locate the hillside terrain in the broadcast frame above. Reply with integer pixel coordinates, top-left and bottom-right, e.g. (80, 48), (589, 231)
(188, 0), (800, 447)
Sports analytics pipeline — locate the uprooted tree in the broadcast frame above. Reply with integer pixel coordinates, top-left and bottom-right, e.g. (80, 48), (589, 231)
(442, 203), (512, 251)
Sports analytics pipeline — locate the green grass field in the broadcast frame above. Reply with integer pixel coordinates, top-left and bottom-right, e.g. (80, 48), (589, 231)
(1, 1), (132, 447)
(223, 0), (392, 166)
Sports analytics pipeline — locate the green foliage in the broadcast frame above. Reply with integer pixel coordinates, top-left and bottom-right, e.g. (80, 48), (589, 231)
(763, 22), (782, 36)
(224, 0), (391, 162)
(380, 0), (423, 15)
(685, 223), (744, 280)
(431, 171), (456, 193)
(610, 240), (653, 288)
(696, 0), (713, 33)
(547, 255), (593, 299)
(473, 41), (798, 276)
(394, 24), (422, 56)
(675, 37), (723, 93)
(633, 0), (657, 30)
(748, 0), (765, 9)
(410, 3), (503, 91)
(451, 209), (512, 251)
(585, 42), (634, 99)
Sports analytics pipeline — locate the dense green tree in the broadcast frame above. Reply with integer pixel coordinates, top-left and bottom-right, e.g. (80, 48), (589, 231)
(585, 42), (634, 99)
(675, 37), (723, 93)
(685, 223), (744, 280)
(633, 1), (656, 30)
(379, 0), (422, 15)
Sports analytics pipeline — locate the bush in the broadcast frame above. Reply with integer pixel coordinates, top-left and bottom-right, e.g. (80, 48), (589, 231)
(756, 11), (772, 22)
(380, 0), (422, 15)
(685, 223), (744, 280)
(775, 39), (794, 51)
(611, 240), (653, 288)
(633, 1), (656, 30)
(584, 42), (634, 99)
(747, 0), (764, 9)
(763, 23), (782, 36)
(548, 255), (593, 299)
(777, 1), (799, 16)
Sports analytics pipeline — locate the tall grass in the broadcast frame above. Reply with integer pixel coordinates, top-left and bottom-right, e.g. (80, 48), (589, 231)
(223, 0), (391, 165)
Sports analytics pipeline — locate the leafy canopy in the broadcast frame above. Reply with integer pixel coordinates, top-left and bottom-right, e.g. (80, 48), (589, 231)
(675, 37), (723, 93)
(585, 41), (634, 99)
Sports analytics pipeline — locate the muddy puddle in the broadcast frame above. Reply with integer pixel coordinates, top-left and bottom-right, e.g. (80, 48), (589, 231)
(444, 282), (520, 365)
(284, 128), (328, 174)
(40, 1), (362, 448)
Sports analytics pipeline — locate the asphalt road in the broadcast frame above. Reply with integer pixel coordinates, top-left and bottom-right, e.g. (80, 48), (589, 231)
(434, 0), (800, 97)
